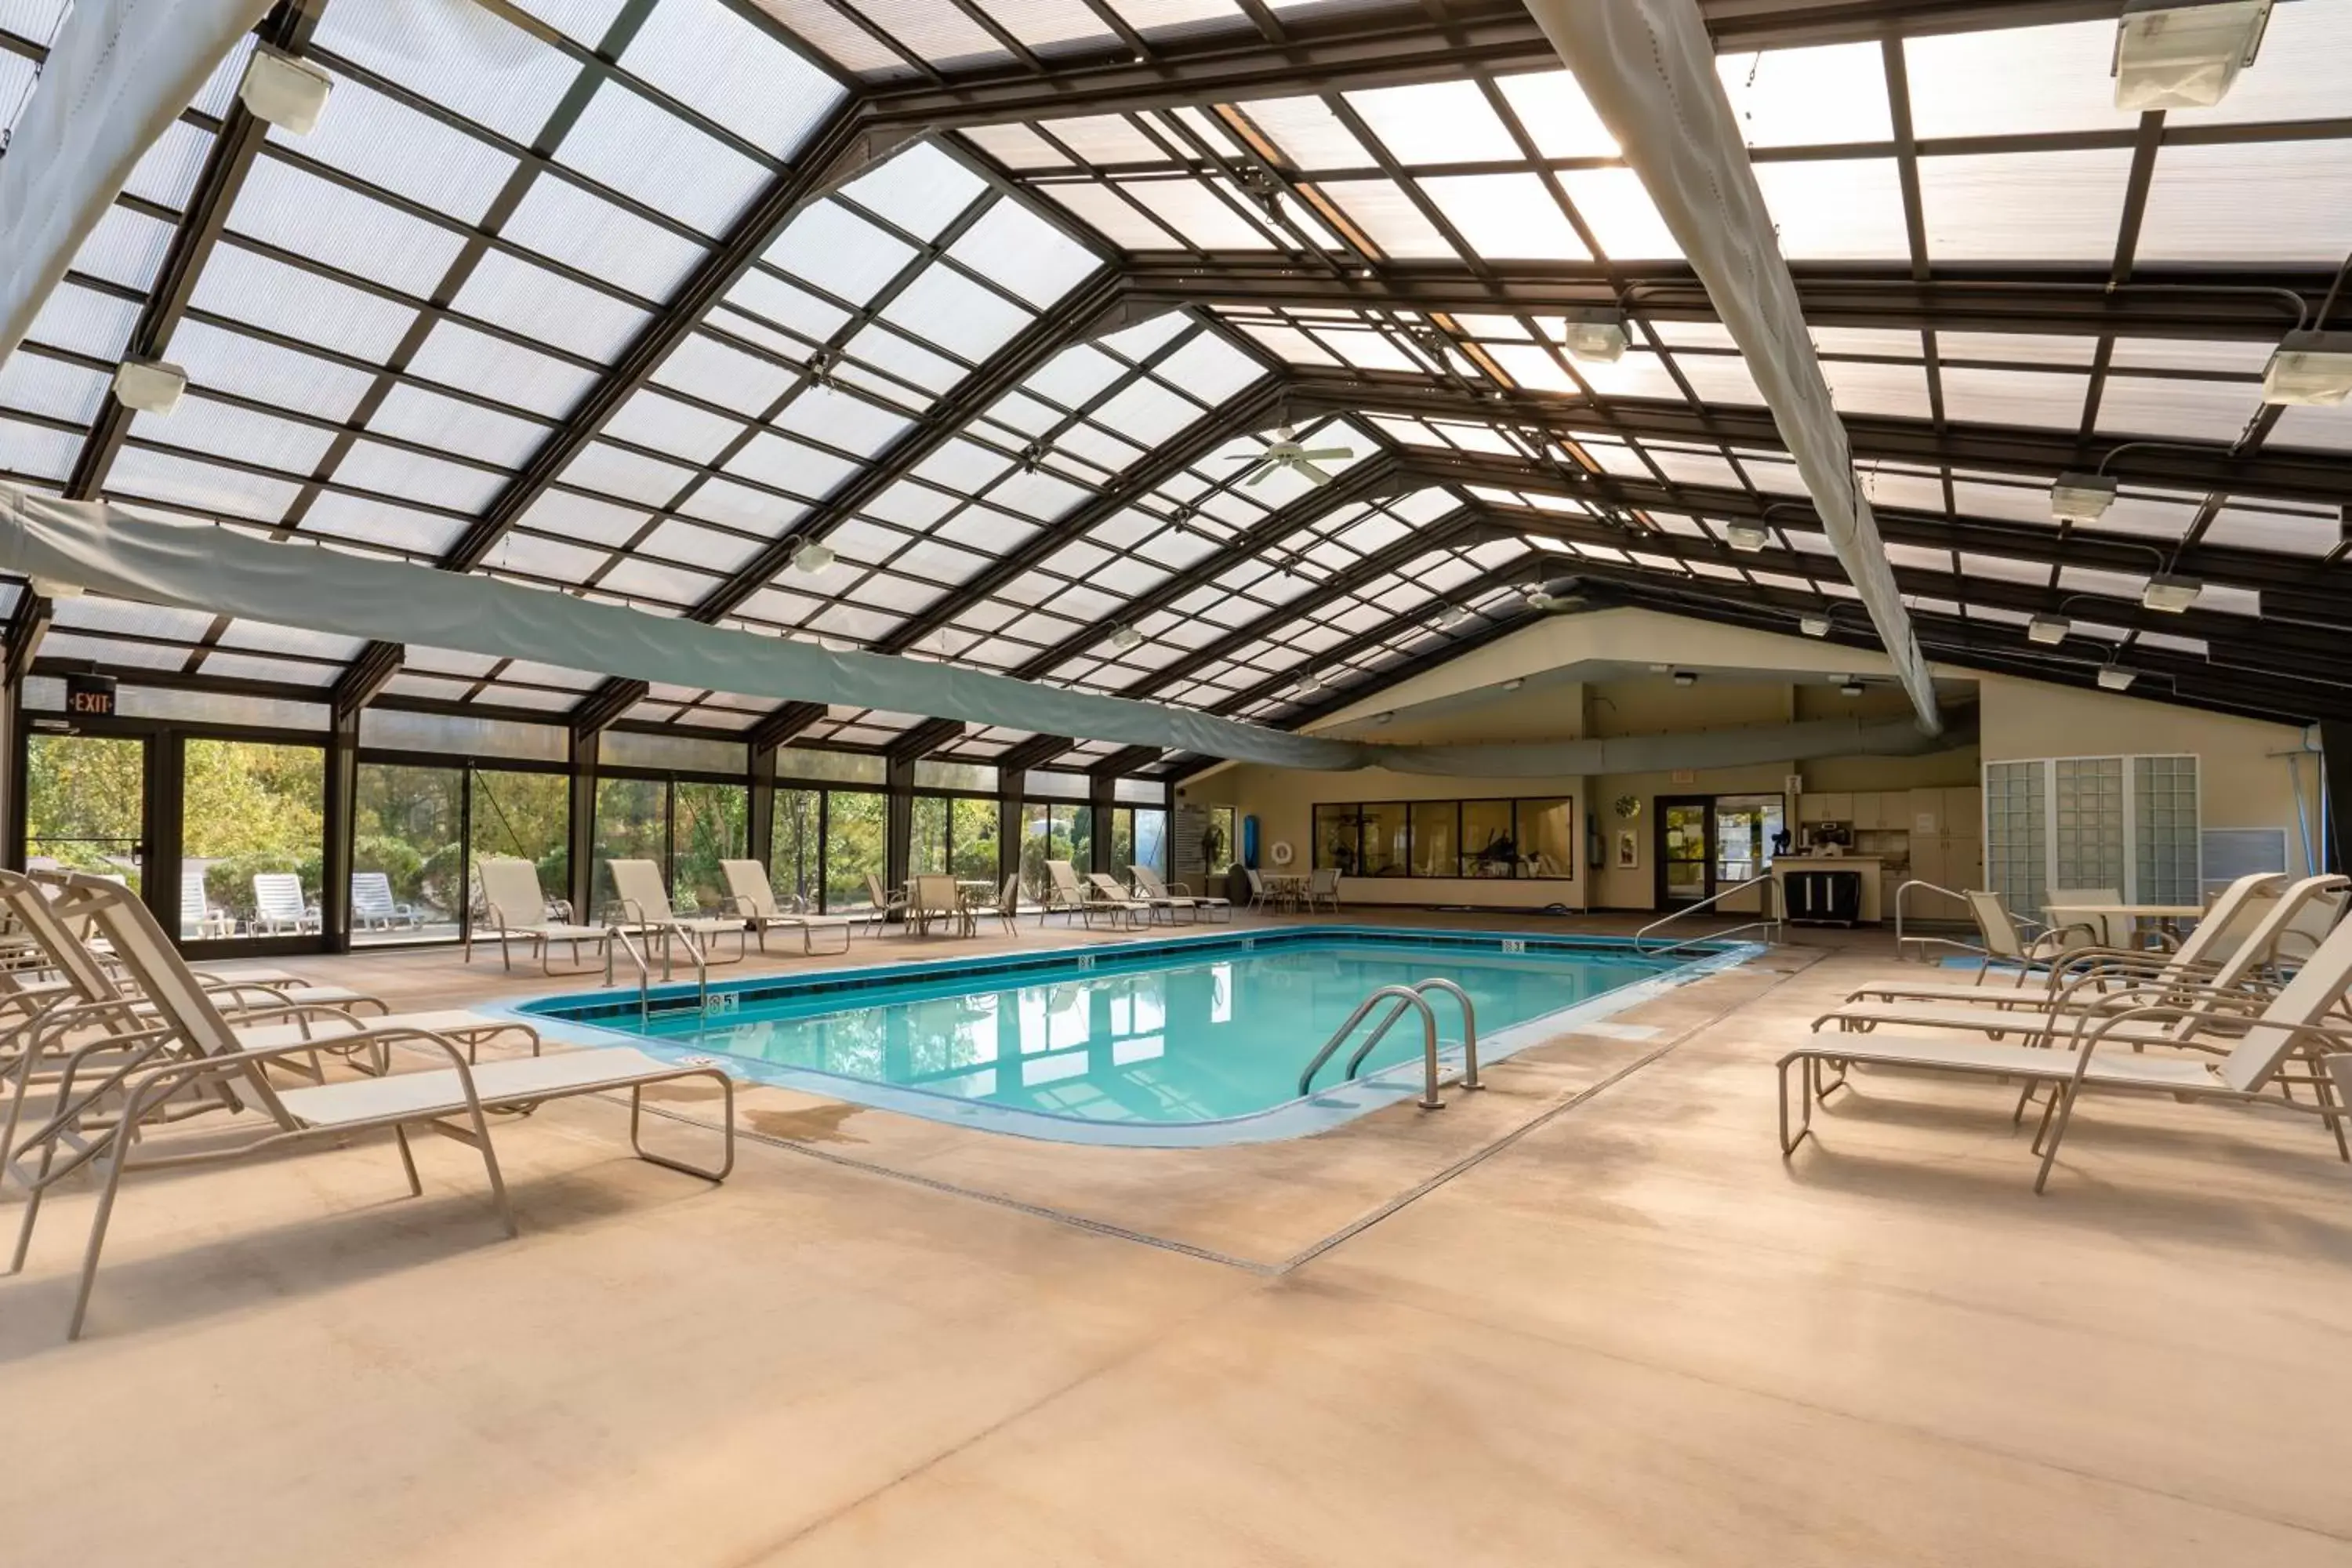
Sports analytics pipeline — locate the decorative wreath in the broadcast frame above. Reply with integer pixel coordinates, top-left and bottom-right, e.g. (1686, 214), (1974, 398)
(1613, 795), (1643, 820)
(1269, 840), (1295, 866)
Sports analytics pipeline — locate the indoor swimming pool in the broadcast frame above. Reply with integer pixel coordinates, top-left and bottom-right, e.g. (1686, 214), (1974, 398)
(517, 929), (1744, 1145)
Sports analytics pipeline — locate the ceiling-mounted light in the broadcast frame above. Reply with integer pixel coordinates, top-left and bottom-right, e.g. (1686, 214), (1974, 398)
(1109, 625), (1143, 651)
(1526, 589), (1557, 611)
(1838, 677), (1864, 698)
(2050, 472), (2118, 524)
(239, 44), (334, 134)
(1434, 604), (1468, 629)
(1561, 307), (1628, 365)
(2027, 615), (2071, 645)
(2141, 575), (2203, 612)
(2098, 666), (2139, 691)
(1373, 712), (1395, 726)
(1799, 615), (1831, 638)
(789, 540), (835, 573)
(1725, 524), (1768, 554)
(1297, 670), (1327, 694)
(1501, 677), (1525, 691)
(1671, 670), (1697, 688)
(2260, 331), (2352, 406)
(111, 358), (187, 416)
(2113, 0), (2273, 111)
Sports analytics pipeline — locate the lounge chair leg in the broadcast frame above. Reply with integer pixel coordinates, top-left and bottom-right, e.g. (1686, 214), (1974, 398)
(394, 1125), (423, 1197)
(67, 1146), (131, 1341)
(454, 1101), (518, 1239)
(626, 1074), (735, 1181)
(9, 1134), (59, 1275)
(2033, 1084), (2079, 1194)
(2031, 1082), (2061, 1154)
(2013, 1083), (2039, 1126)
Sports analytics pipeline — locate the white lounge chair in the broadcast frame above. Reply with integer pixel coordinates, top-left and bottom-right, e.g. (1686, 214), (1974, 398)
(858, 873), (911, 937)
(1123, 865), (1196, 925)
(466, 856), (609, 974)
(249, 873), (318, 936)
(1815, 874), (2348, 1044)
(5, 873), (731, 1339)
(964, 874), (1022, 936)
(1083, 872), (1152, 931)
(350, 871), (424, 932)
(1779, 907), (2352, 1191)
(604, 858), (748, 967)
(1135, 863), (1229, 924)
(179, 866), (233, 940)
(717, 860), (851, 955)
(1841, 873), (2314, 1012)
(1040, 861), (1091, 927)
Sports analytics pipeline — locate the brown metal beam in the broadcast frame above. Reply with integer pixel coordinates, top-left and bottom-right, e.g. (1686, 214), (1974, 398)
(888, 717), (967, 764)
(748, 700), (829, 753)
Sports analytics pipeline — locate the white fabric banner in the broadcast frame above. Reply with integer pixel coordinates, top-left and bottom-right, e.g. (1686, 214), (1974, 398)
(0, 0), (271, 365)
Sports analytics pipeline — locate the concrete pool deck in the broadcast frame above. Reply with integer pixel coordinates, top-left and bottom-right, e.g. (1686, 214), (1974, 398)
(3, 909), (2348, 1565)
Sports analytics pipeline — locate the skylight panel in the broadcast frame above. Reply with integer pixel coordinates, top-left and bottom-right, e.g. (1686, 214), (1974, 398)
(1054, 422), (1145, 473)
(338, 437), (507, 513)
(107, 447), (300, 521)
(1149, 331), (1267, 402)
(1316, 179), (1454, 260)
(653, 333), (801, 416)
(641, 517), (763, 574)
(499, 176), (706, 302)
(1345, 81), (1520, 164)
(2165, 0), (2352, 128)
(0, 419), (71, 480)
(216, 619), (367, 660)
(1717, 42), (1890, 146)
(620, 0), (844, 157)
(123, 121), (215, 213)
(1118, 178), (1279, 249)
(562, 440), (695, 508)
(1857, 468), (1945, 514)
(1485, 343), (1578, 394)
(2135, 141), (2352, 264)
(1420, 174), (1590, 260)
(1917, 150), (2132, 263)
(880, 265), (1033, 361)
(23, 281), (138, 362)
(133, 395), (336, 474)
(841, 146), (987, 245)
(2202, 506), (2341, 555)
(1901, 19), (2127, 139)
(405, 319), (598, 419)
(71, 206), (175, 292)
(452, 249), (651, 363)
(1822, 359), (1932, 421)
(1040, 183), (1179, 250)
(2270, 407), (2352, 452)
(978, 0), (1114, 49)
(1237, 323), (1341, 366)
(161, 320), (372, 423)
(0, 354), (107, 425)
(2093, 375), (2263, 441)
(368, 383), (546, 468)
(1091, 379), (1204, 446)
(1674, 352), (1769, 405)
(311, 2), (580, 145)
(1949, 479), (2062, 527)
(1103, 0), (1244, 34)
(265, 78), (517, 226)
(1493, 70), (1618, 158)
(1237, 96), (1373, 169)
(771, 385), (912, 459)
(1940, 367), (2089, 429)
(959, 125), (1071, 171)
(766, 201), (920, 305)
(1752, 160), (1910, 260)
(725, 430), (858, 499)
(1038, 114), (1168, 165)
(989, 468), (1089, 521)
(304, 492), (468, 555)
(559, 80), (769, 237)
(600, 557), (721, 606)
(227, 161), (470, 299)
(1934, 331), (2098, 368)
(1556, 169), (1682, 260)
(840, 322), (965, 394)
(603, 388), (744, 465)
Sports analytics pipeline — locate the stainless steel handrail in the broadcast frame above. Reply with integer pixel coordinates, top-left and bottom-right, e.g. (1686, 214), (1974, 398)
(1297, 984), (1446, 1109)
(604, 924), (653, 1027)
(1342, 977), (1482, 1093)
(1893, 877), (1986, 964)
(1635, 873), (1782, 956)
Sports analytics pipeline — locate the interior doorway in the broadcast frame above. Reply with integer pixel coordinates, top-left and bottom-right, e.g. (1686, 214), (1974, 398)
(1654, 792), (1787, 909)
(21, 731), (153, 898)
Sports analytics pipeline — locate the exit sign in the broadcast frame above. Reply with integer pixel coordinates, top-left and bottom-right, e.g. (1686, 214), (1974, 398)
(64, 673), (116, 718)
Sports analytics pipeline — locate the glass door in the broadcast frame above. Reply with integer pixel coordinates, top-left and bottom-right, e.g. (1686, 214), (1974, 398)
(24, 732), (151, 898)
(1657, 797), (1712, 909)
(180, 737), (327, 951)
(1712, 794), (1786, 915)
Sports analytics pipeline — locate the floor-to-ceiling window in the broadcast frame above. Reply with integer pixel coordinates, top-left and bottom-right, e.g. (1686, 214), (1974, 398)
(467, 766), (570, 924)
(592, 776), (668, 918)
(1020, 799), (1092, 901)
(951, 797), (1001, 884)
(182, 738), (326, 943)
(23, 733), (147, 892)
(824, 790), (888, 910)
(673, 780), (749, 913)
(771, 786), (822, 909)
(909, 794), (950, 875)
(350, 762), (462, 944)
(1107, 805), (1168, 880)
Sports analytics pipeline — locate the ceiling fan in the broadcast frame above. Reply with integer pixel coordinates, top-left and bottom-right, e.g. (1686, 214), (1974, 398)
(1228, 426), (1352, 487)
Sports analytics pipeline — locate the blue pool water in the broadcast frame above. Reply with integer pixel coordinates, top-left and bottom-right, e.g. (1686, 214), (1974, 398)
(519, 928), (1739, 1145)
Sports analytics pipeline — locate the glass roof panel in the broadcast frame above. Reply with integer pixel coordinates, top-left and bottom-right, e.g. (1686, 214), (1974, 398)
(1917, 150), (2132, 263)
(1717, 41), (1890, 146)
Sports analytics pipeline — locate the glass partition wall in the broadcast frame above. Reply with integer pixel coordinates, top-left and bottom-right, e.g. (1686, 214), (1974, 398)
(590, 774), (752, 920)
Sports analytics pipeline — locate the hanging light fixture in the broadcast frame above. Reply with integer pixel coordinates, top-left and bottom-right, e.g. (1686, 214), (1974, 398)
(2097, 666), (2138, 691)
(2140, 575), (2204, 612)
(1109, 624), (1143, 651)
(2050, 473), (2118, 523)
(238, 45), (335, 134)
(1799, 615), (1831, 638)
(1725, 524), (1768, 554)
(111, 358), (187, 416)
(789, 540), (834, 573)
(1671, 670), (1697, 688)
(1838, 677), (1864, 698)
(2112, 0), (2274, 111)
(2260, 331), (2352, 406)
(1561, 307), (1628, 365)
(2027, 615), (2071, 645)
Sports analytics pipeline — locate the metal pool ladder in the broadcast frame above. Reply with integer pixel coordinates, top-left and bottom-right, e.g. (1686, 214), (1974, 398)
(1297, 978), (1480, 1109)
(601, 924), (713, 1025)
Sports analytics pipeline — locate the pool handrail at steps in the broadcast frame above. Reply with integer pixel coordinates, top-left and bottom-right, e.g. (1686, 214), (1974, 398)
(1297, 978), (1482, 1109)
(1893, 878), (1985, 964)
(1636, 873), (1781, 956)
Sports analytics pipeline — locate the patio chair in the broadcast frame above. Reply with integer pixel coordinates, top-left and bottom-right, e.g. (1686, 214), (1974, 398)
(1135, 864), (1229, 924)
(1304, 867), (1341, 913)
(4, 873), (731, 1339)
(466, 856), (609, 975)
(906, 873), (967, 938)
(1041, 861), (1091, 927)
(1815, 874), (2350, 1044)
(1083, 872), (1152, 931)
(717, 860), (851, 955)
(179, 867), (233, 941)
(1778, 906), (2352, 1192)
(2046, 887), (2146, 951)
(964, 874), (1022, 936)
(1244, 867), (1274, 914)
(859, 873), (911, 937)
(604, 859), (748, 967)
(249, 873), (318, 936)
(350, 872), (424, 933)
(1841, 873), (2305, 1011)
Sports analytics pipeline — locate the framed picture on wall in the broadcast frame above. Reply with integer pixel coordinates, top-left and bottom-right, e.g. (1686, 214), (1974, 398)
(1615, 829), (1639, 870)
